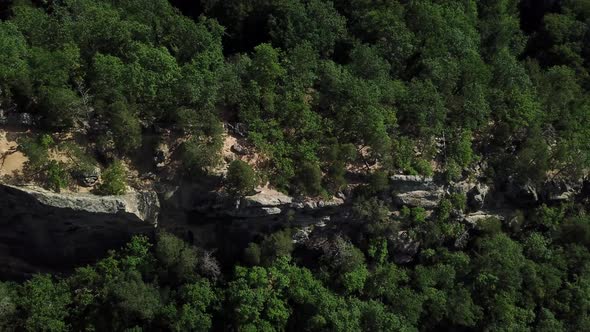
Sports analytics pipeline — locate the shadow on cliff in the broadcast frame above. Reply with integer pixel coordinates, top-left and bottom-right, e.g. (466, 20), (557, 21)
(0, 185), (154, 281)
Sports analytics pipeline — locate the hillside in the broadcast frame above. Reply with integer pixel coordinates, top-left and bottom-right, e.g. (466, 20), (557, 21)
(1, 0), (590, 331)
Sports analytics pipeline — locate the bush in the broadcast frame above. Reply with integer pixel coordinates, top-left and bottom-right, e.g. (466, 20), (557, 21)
(368, 170), (389, 193)
(19, 134), (53, 172)
(225, 160), (257, 197)
(98, 160), (127, 195)
(450, 192), (467, 212)
(449, 130), (474, 168)
(110, 101), (142, 153)
(260, 229), (293, 266)
(444, 160), (462, 182)
(296, 161), (323, 196)
(392, 137), (415, 173)
(46, 160), (69, 192)
(181, 137), (222, 176)
(243, 242), (261, 266)
(412, 159), (433, 177)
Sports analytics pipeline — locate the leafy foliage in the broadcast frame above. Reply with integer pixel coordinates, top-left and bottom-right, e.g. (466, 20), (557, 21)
(225, 160), (257, 197)
(98, 160), (127, 195)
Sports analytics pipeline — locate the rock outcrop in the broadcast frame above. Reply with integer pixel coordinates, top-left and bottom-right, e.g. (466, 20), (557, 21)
(0, 184), (159, 279)
(2, 184), (159, 224)
(391, 175), (444, 209)
(467, 184), (489, 210)
(540, 179), (581, 202)
(160, 184), (344, 220)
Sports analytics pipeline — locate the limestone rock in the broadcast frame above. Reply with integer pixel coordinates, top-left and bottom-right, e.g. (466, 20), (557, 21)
(463, 211), (504, 228)
(0, 183), (158, 279)
(1, 184), (159, 225)
(241, 190), (293, 207)
(391, 175), (443, 209)
(297, 197), (345, 210)
(154, 143), (170, 168)
(395, 190), (444, 209)
(391, 231), (420, 264)
(231, 143), (248, 155)
(467, 184), (489, 210)
(541, 179), (580, 202)
(390, 175), (436, 191)
(73, 166), (101, 187)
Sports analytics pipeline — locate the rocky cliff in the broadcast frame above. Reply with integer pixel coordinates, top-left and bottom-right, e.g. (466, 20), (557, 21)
(0, 184), (159, 279)
(0, 173), (586, 279)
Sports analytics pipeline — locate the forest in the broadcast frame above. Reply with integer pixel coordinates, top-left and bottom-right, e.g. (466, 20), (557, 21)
(1, 0), (590, 331)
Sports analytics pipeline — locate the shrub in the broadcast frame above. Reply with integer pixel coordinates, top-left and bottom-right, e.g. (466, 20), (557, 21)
(225, 160), (257, 197)
(19, 134), (53, 171)
(46, 160), (69, 192)
(98, 160), (126, 195)
(449, 130), (474, 168)
(368, 170), (389, 193)
(444, 160), (462, 182)
(243, 242), (261, 266)
(110, 101), (142, 153)
(260, 229), (293, 266)
(450, 192), (467, 212)
(296, 161), (323, 196)
(392, 137), (415, 173)
(412, 159), (433, 177)
(181, 137), (222, 176)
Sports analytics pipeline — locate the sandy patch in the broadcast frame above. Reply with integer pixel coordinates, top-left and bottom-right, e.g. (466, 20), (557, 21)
(0, 130), (27, 177)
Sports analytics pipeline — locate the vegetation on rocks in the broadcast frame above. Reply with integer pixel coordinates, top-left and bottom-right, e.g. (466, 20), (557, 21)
(1, 0), (590, 331)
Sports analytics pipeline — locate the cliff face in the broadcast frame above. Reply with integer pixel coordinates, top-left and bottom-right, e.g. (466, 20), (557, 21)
(0, 184), (159, 279)
(0, 174), (585, 279)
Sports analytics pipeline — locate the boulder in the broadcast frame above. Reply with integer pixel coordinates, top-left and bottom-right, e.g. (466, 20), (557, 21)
(297, 197), (345, 210)
(241, 190), (293, 207)
(463, 211), (504, 228)
(231, 143), (248, 155)
(505, 180), (538, 205)
(154, 143), (170, 168)
(467, 184), (489, 210)
(391, 231), (420, 264)
(73, 166), (101, 187)
(391, 175), (443, 209)
(395, 190), (444, 209)
(540, 179), (580, 202)
(390, 175), (436, 191)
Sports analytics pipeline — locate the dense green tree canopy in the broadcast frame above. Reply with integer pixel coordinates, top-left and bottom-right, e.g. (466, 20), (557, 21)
(2, 0), (590, 331)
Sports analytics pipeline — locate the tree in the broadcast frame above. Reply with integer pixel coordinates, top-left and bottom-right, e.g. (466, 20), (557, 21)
(268, 0), (346, 56)
(0, 282), (17, 331)
(155, 232), (199, 284)
(18, 275), (71, 332)
(225, 160), (257, 197)
(109, 101), (142, 153)
(46, 160), (70, 192)
(260, 229), (293, 266)
(0, 22), (30, 98)
(173, 279), (217, 332)
(181, 137), (222, 176)
(98, 160), (127, 195)
(226, 261), (290, 330)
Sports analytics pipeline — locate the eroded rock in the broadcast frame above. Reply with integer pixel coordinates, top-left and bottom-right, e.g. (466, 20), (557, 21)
(73, 166), (101, 187)
(467, 184), (489, 210)
(391, 175), (444, 209)
(0, 183), (159, 279)
(1, 184), (159, 225)
(391, 231), (420, 264)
